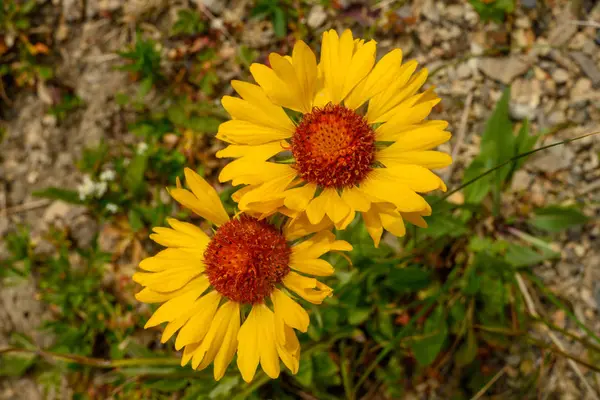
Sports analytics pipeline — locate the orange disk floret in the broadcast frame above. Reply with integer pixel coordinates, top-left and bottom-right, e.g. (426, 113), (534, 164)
(291, 103), (376, 188)
(203, 215), (291, 304)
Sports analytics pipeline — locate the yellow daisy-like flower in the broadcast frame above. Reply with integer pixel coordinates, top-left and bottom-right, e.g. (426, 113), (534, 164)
(216, 29), (451, 247)
(133, 168), (351, 382)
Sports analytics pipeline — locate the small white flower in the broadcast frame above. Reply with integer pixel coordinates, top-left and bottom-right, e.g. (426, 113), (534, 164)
(94, 181), (107, 198)
(77, 175), (96, 201)
(99, 169), (116, 182)
(136, 142), (149, 155)
(105, 203), (118, 213)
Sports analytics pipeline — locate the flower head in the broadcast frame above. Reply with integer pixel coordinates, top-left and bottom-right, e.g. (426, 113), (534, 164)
(133, 168), (351, 382)
(216, 29), (451, 246)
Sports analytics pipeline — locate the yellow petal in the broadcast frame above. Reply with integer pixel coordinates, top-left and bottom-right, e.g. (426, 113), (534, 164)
(292, 230), (352, 260)
(216, 141), (287, 161)
(382, 165), (447, 193)
(283, 184), (317, 211)
(219, 161), (292, 186)
(341, 39), (376, 101)
(377, 150), (452, 170)
(191, 301), (238, 370)
(366, 60), (419, 123)
(150, 226), (204, 249)
(138, 248), (204, 272)
(274, 313), (301, 374)
(135, 275), (208, 303)
(174, 291), (222, 350)
(283, 272), (333, 304)
(213, 303), (240, 381)
(306, 188), (351, 225)
(166, 218), (210, 248)
(237, 306), (261, 382)
(290, 258), (334, 276)
(292, 40), (318, 112)
(217, 120), (292, 145)
(132, 268), (204, 292)
(320, 29), (343, 104)
(283, 212), (334, 240)
(375, 91), (439, 125)
(271, 288), (310, 332)
(376, 120), (450, 146)
(368, 68), (428, 123)
(237, 167), (297, 210)
(223, 81), (295, 132)
(375, 98), (440, 139)
(402, 211), (428, 228)
(379, 211), (406, 237)
(340, 187), (371, 212)
(255, 304), (280, 379)
(360, 170), (429, 212)
(344, 49), (403, 110)
(182, 168), (230, 226)
(144, 284), (208, 328)
(362, 207), (383, 248)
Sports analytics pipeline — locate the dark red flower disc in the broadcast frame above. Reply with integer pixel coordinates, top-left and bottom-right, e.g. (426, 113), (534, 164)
(203, 215), (291, 304)
(291, 104), (376, 188)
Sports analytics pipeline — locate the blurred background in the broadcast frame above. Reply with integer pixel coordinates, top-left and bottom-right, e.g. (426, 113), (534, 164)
(1, 0), (599, 399)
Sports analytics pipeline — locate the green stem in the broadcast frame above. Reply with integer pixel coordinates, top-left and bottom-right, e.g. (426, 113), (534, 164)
(435, 132), (599, 206)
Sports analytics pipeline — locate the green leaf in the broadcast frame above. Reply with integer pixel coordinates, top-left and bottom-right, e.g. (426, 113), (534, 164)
(455, 328), (478, 367)
(513, 119), (538, 172)
(167, 103), (187, 126)
(348, 307), (371, 326)
(295, 355), (313, 387)
(209, 376), (240, 399)
(123, 153), (148, 196)
(505, 243), (558, 267)
(409, 306), (448, 366)
(272, 7), (287, 38)
(32, 187), (83, 204)
(144, 379), (189, 392)
(385, 267), (431, 292)
(0, 353), (37, 377)
(128, 209), (144, 232)
(530, 205), (589, 233)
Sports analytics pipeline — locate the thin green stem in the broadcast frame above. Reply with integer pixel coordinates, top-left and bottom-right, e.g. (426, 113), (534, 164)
(435, 132), (599, 206)
(526, 274), (600, 345)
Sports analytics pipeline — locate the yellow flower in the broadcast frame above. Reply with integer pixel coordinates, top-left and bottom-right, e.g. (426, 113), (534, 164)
(216, 29), (451, 247)
(133, 168), (351, 382)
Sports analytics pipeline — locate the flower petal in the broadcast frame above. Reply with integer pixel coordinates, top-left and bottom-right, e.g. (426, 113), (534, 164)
(217, 120), (292, 145)
(174, 291), (222, 350)
(283, 272), (333, 304)
(271, 288), (310, 332)
(377, 150), (452, 170)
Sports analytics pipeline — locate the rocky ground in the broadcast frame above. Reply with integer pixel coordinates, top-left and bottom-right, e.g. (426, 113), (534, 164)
(1, 0), (599, 398)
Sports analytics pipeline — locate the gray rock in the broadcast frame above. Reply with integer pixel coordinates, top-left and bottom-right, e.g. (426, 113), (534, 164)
(548, 10), (578, 47)
(478, 56), (534, 85)
(307, 5), (327, 29)
(529, 144), (575, 173)
(510, 170), (532, 192)
(552, 68), (569, 84)
(570, 51), (600, 86)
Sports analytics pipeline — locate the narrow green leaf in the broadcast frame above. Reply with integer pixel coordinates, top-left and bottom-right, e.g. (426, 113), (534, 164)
(530, 205), (589, 233)
(124, 153), (148, 196)
(409, 306), (448, 366)
(32, 188), (83, 204)
(386, 267), (431, 291)
(455, 328), (478, 367)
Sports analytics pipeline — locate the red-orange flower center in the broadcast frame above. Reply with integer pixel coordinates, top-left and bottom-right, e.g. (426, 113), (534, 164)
(291, 104), (376, 188)
(203, 215), (291, 304)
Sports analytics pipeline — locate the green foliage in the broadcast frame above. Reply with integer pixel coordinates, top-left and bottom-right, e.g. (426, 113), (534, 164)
(118, 34), (163, 87)
(529, 205), (590, 233)
(251, 0), (295, 38)
(172, 9), (206, 36)
(463, 87), (538, 214)
(0, 0), (37, 33)
(47, 93), (84, 121)
(469, 0), (514, 22)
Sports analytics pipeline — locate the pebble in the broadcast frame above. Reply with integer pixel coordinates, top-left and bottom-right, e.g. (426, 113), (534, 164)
(478, 56), (534, 85)
(510, 170), (531, 192)
(307, 5), (327, 29)
(552, 68), (569, 84)
(570, 51), (600, 86)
